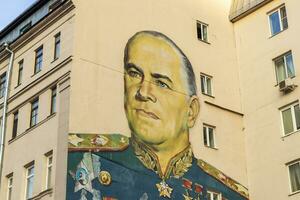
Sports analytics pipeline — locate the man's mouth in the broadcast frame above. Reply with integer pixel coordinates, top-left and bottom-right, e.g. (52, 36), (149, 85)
(135, 109), (159, 120)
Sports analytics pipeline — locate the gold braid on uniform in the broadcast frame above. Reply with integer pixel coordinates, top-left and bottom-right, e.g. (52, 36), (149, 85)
(131, 138), (193, 179)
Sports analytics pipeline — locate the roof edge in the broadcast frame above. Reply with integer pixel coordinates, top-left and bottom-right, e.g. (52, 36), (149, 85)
(0, 0), (50, 40)
(229, 0), (273, 23)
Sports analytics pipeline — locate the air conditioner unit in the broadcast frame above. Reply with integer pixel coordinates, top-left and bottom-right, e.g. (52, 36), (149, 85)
(279, 78), (297, 93)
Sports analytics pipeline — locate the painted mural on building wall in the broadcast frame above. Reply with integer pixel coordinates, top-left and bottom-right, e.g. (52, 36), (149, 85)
(66, 31), (249, 200)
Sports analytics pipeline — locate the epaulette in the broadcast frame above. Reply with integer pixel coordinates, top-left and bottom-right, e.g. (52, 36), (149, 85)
(197, 159), (249, 199)
(68, 133), (129, 152)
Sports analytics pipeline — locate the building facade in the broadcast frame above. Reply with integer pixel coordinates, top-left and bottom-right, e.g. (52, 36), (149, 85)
(0, 0), (298, 199)
(231, 0), (300, 199)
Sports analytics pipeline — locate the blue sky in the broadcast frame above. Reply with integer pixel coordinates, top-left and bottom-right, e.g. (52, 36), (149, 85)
(0, 0), (37, 31)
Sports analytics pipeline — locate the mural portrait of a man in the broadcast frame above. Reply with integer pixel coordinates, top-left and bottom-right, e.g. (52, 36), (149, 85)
(67, 31), (249, 200)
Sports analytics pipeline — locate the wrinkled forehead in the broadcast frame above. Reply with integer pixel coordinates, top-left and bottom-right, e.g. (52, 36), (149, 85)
(128, 34), (180, 59)
(125, 33), (190, 95)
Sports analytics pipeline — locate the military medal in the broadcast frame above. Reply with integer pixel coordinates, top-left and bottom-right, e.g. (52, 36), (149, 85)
(98, 170), (112, 185)
(156, 180), (173, 198)
(194, 183), (203, 200)
(75, 168), (89, 185)
(182, 178), (193, 200)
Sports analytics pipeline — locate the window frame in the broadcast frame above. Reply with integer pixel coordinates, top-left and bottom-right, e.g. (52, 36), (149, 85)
(12, 111), (18, 139)
(7, 175), (13, 200)
(268, 5), (288, 36)
(50, 86), (57, 114)
(25, 164), (34, 200)
(54, 32), (61, 60)
(34, 46), (43, 74)
(0, 72), (7, 98)
(280, 102), (300, 136)
(196, 21), (209, 43)
(203, 124), (217, 149)
(287, 160), (300, 194)
(30, 98), (39, 127)
(17, 60), (24, 86)
(274, 51), (295, 84)
(19, 21), (32, 35)
(200, 73), (213, 96)
(45, 154), (53, 189)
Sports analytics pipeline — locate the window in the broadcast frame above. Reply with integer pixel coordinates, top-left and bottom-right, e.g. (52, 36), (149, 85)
(7, 175), (13, 200)
(54, 33), (61, 60)
(197, 21), (208, 42)
(30, 99), (39, 127)
(269, 5), (288, 36)
(51, 87), (57, 114)
(280, 103), (300, 135)
(19, 21), (32, 35)
(25, 165), (34, 199)
(12, 111), (18, 139)
(46, 154), (53, 189)
(200, 74), (213, 96)
(207, 190), (222, 200)
(34, 46), (43, 74)
(203, 125), (216, 148)
(0, 118), (3, 134)
(17, 60), (23, 85)
(274, 51), (295, 83)
(0, 72), (6, 98)
(288, 161), (300, 193)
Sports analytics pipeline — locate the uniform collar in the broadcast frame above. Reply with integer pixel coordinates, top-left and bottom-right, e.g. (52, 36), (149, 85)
(131, 137), (193, 180)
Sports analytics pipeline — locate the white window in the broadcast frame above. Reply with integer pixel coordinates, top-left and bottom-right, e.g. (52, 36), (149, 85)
(274, 51), (295, 83)
(197, 21), (208, 42)
(280, 103), (300, 135)
(0, 72), (6, 98)
(269, 5), (288, 36)
(7, 176), (13, 200)
(51, 87), (57, 114)
(34, 46), (43, 74)
(17, 60), (23, 86)
(54, 33), (61, 60)
(25, 165), (34, 199)
(203, 125), (216, 148)
(30, 98), (39, 127)
(19, 21), (32, 35)
(200, 74), (213, 96)
(288, 161), (300, 193)
(207, 190), (222, 200)
(46, 155), (53, 189)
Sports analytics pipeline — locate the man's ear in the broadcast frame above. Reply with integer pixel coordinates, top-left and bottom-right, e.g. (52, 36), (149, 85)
(187, 95), (200, 128)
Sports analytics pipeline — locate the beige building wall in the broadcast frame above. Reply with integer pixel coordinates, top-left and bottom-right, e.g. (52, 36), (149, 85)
(233, 0), (300, 199)
(69, 0), (248, 194)
(0, 3), (75, 199)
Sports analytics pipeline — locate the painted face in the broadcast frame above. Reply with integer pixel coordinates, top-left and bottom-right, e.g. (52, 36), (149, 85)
(124, 34), (192, 145)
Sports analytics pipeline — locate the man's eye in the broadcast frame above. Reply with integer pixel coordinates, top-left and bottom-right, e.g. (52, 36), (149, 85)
(128, 71), (141, 78)
(156, 80), (170, 89)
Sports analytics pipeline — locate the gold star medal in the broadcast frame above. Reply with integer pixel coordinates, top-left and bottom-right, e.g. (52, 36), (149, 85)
(156, 180), (173, 198)
(183, 194), (193, 200)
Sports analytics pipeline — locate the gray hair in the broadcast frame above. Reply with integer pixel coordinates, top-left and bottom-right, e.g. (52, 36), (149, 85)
(123, 30), (197, 96)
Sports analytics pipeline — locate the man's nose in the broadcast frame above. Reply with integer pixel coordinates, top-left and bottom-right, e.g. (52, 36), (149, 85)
(135, 80), (157, 102)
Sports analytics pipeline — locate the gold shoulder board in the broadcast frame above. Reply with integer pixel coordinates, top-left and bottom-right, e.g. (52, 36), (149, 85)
(197, 159), (249, 199)
(68, 133), (129, 152)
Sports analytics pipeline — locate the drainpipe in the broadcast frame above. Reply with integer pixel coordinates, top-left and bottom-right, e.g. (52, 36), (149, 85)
(0, 42), (14, 190)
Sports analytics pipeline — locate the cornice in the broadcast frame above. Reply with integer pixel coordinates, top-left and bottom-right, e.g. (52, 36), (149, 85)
(0, 0), (75, 62)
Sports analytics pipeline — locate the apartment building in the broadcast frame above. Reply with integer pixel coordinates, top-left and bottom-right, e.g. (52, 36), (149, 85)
(0, 0), (74, 199)
(0, 0), (298, 199)
(230, 0), (300, 199)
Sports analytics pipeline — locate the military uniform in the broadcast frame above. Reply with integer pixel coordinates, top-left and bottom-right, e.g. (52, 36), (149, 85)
(67, 133), (249, 200)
